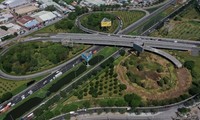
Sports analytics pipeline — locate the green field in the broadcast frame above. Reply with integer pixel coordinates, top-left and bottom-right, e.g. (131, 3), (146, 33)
(1, 42), (89, 75)
(129, 4), (179, 35)
(111, 11), (146, 29)
(0, 79), (26, 97)
(150, 5), (200, 40)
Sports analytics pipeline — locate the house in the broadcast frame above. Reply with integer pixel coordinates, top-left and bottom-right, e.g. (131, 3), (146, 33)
(38, 0), (67, 13)
(14, 5), (39, 16)
(2, 23), (24, 35)
(17, 16), (39, 29)
(0, 28), (11, 41)
(67, 5), (75, 10)
(0, 4), (6, 9)
(3, 0), (30, 8)
(31, 11), (57, 24)
(101, 18), (111, 27)
(0, 13), (14, 24)
(52, 11), (62, 18)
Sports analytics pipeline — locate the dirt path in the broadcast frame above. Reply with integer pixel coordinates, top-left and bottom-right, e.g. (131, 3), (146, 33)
(116, 56), (192, 101)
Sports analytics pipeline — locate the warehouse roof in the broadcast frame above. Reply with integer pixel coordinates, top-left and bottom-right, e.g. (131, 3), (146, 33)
(31, 11), (56, 22)
(15, 5), (39, 15)
(17, 16), (35, 24)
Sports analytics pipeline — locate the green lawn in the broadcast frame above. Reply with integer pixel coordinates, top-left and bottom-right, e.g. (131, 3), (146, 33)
(129, 5), (179, 35)
(150, 5), (200, 40)
(1, 42), (89, 75)
(30, 19), (83, 36)
(111, 11), (146, 29)
(0, 79), (27, 97)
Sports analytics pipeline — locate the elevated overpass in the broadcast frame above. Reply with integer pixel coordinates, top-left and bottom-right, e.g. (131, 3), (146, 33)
(25, 33), (200, 68)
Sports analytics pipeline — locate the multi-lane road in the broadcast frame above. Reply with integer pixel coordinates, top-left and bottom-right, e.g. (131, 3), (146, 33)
(0, 46), (103, 113)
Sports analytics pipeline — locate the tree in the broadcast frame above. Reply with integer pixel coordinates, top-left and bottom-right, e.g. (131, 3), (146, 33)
(14, 32), (18, 36)
(83, 101), (90, 108)
(45, 5), (56, 11)
(119, 49), (125, 56)
(43, 111), (54, 119)
(184, 61), (195, 70)
(115, 99), (127, 107)
(119, 84), (127, 91)
(68, 12), (77, 20)
(0, 26), (8, 31)
(0, 92), (13, 103)
(60, 90), (67, 98)
(137, 64), (143, 71)
(124, 93), (142, 108)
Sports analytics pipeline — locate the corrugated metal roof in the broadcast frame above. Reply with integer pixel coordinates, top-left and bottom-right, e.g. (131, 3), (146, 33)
(31, 11), (56, 22)
(24, 19), (38, 28)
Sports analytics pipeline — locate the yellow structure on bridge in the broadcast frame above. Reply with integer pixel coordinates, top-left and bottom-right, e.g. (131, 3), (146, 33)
(101, 18), (111, 27)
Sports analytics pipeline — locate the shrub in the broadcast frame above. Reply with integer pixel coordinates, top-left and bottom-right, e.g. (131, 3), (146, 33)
(119, 84), (127, 90)
(184, 61), (195, 70)
(137, 64), (144, 71)
(119, 49), (125, 56)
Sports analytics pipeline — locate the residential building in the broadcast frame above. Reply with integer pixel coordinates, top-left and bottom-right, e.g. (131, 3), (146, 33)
(0, 13), (14, 24)
(0, 28), (11, 41)
(3, 0), (30, 8)
(2, 23), (24, 35)
(17, 16), (39, 29)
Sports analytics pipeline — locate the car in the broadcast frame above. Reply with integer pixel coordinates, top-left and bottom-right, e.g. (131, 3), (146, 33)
(28, 90), (33, 95)
(7, 102), (12, 106)
(21, 95), (25, 100)
(11, 103), (15, 107)
(43, 80), (47, 85)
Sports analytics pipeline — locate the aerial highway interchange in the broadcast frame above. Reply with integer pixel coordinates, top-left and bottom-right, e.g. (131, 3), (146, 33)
(0, 0), (200, 119)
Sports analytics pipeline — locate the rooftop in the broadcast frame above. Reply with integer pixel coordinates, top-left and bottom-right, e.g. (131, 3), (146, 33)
(31, 11), (56, 22)
(0, 28), (10, 37)
(101, 18), (111, 22)
(17, 16), (35, 24)
(15, 5), (39, 15)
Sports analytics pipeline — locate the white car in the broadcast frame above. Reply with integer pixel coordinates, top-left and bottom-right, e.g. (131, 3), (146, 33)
(28, 90), (33, 95)
(21, 95), (25, 100)
(11, 103), (15, 107)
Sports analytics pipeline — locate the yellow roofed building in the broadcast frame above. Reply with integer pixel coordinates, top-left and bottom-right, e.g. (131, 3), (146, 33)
(101, 18), (111, 27)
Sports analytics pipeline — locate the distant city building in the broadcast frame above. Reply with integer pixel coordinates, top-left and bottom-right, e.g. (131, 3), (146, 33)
(14, 5), (39, 16)
(3, 0), (30, 8)
(0, 13), (13, 24)
(101, 18), (111, 27)
(17, 16), (39, 29)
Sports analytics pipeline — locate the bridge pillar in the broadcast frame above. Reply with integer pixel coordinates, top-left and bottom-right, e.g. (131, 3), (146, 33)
(191, 49), (199, 56)
(133, 42), (144, 56)
(61, 39), (73, 47)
